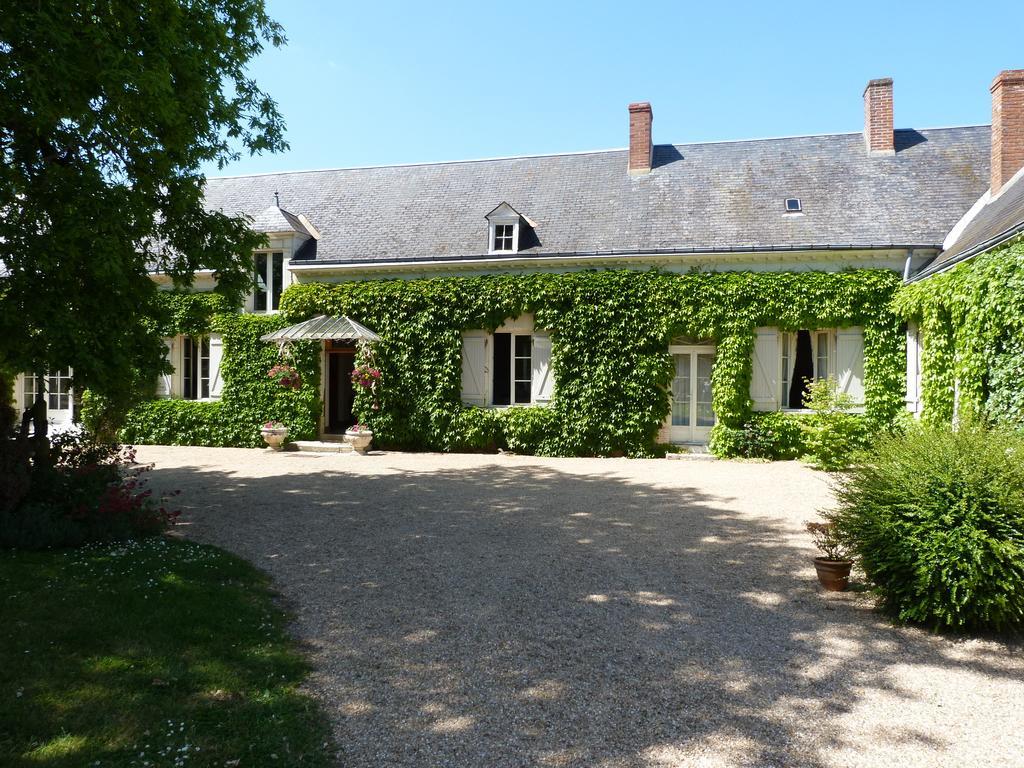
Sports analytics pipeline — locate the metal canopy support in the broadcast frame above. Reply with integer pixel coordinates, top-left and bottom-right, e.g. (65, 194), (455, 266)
(259, 315), (381, 343)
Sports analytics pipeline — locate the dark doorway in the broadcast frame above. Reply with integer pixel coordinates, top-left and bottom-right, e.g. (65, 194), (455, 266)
(326, 349), (356, 433)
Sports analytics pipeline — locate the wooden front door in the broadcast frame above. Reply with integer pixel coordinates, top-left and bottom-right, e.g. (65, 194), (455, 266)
(326, 349), (356, 434)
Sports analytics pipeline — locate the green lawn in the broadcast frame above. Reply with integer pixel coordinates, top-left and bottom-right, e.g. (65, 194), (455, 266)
(0, 537), (336, 767)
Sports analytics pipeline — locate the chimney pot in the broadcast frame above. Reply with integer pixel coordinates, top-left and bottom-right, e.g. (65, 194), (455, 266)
(628, 102), (653, 175)
(863, 78), (895, 155)
(990, 69), (1024, 195)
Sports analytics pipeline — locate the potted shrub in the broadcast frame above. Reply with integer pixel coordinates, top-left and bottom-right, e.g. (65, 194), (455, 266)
(260, 420), (289, 451)
(344, 423), (373, 455)
(806, 521), (853, 591)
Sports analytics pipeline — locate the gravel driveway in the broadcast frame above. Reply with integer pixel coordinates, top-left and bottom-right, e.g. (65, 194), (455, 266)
(139, 446), (1024, 768)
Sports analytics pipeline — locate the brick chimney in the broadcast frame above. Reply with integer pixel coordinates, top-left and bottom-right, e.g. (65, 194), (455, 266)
(991, 70), (1024, 195)
(628, 102), (653, 175)
(863, 78), (894, 155)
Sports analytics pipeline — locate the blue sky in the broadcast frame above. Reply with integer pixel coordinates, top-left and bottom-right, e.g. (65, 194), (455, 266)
(209, 0), (1024, 177)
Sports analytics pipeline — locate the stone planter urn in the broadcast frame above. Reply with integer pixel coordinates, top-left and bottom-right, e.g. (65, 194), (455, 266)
(261, 426), (289, 451)
(344, 428), (373, 455)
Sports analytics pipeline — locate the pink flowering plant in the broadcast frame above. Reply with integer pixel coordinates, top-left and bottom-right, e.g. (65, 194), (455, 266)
(348, 423), (372, 434)
(262, 420), (287, 431)
(351, 341), (382, 411)
(268, 363), (302, 390)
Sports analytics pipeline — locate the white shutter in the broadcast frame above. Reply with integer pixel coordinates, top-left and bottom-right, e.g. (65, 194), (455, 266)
(156, 338), (174, 397)
(460, 331), (488, 406)
(750, 328), (779, 412)
(209, 334), (224, 399)
(531, 333), (553, 405)
(905, 323), (921, 413)
(837, 327), (865, 404)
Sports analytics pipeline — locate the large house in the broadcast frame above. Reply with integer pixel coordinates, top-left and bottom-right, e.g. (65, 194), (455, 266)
(14, 72), (1024, 453)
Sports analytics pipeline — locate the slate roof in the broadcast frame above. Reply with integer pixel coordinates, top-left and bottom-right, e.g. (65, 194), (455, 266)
(918, 168), (1024, 279)
(202, 126), (992, 266)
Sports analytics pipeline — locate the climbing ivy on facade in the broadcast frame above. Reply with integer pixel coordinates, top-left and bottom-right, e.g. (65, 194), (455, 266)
(896, 240), (1024, 429)
(119, 268), (906, 456)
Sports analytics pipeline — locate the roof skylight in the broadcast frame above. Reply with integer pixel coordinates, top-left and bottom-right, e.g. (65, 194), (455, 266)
(785, 198), (802, 213)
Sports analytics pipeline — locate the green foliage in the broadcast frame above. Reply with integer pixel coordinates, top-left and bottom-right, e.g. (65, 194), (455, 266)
(801, 378), (868, 471)
(986, 336), (1024, 430)
(827, 422), (1024, 632)
(709, 412), (807, 460)
(897, 240), (1024, 428)
(0, 538), (335, 765)
(122, 313), (321, 447)
(280, 268), (903, 456)
(0, 433), (175, 549)
(0, 1), (287, 411)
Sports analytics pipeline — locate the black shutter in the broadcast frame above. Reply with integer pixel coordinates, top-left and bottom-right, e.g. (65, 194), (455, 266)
(492, 333), (511, 405)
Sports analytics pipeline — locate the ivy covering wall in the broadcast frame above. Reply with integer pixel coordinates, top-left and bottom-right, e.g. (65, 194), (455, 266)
(896, 239), (1024, 429)
(119, 293), (321, 447)
(120, 268), (905, 455)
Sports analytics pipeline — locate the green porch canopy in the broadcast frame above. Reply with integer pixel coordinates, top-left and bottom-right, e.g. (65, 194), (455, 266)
(259, 315), (381, 343)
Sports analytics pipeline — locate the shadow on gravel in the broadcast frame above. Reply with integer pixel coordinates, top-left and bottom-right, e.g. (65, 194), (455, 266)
(147, 458), (1023, 768)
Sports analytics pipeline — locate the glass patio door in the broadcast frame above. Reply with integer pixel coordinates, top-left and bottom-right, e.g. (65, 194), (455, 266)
(670, 346), (715, 443)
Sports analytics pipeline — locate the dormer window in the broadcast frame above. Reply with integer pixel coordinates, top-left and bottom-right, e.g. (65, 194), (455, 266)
(485, 202), (536, 256)
(493, 224), (515, 252)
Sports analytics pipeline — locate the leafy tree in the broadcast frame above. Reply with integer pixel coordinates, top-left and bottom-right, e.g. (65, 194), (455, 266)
(0, 0), (288, 439)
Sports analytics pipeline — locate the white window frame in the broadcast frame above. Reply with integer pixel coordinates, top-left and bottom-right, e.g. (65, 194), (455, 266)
(182, 335), (211, 401)
(778, 329), (837, 411)
(460, 315), (552, 408)
(252, 251), (286, 313)
(487, 217), (520, 255)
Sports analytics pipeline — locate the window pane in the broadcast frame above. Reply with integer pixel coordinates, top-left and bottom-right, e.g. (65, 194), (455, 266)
(816, 332), (829, 379)
(272, 253), (284, 310)
(514, 381), (531, 403)
(254, 254), (268, 311)
(183, 337), (195, 400)
(696, 353), (715, 426)
(492, 333), (511, 405)
(789, 330), (814, 408)
(671, 355), (691, 426)
(514, 357), (531, 381)
(200, 337), (210, 399)
(514, 335), (531, 357)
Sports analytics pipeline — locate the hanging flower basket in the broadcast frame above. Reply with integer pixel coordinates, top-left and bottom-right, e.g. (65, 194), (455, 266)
(350, 364), (382, 390)
(268, 364), (302, 390)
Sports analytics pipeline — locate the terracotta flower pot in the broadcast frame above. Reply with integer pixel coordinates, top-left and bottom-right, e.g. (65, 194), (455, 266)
(344, 429), (373, 455)
(261, 428), (288, 451)
(813, 558), (853, 591)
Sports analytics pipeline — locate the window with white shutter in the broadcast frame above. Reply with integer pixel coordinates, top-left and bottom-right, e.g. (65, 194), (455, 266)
(460, 317), (553, 407)
(753, 326), (865, 411)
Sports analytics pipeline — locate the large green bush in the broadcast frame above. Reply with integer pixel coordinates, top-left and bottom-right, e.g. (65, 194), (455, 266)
(827, 423), (1024, 632)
